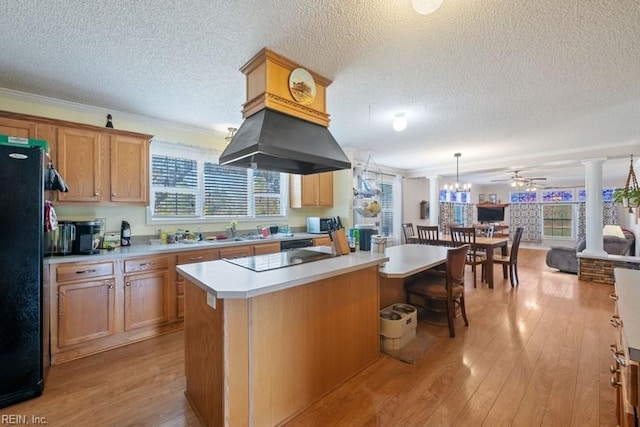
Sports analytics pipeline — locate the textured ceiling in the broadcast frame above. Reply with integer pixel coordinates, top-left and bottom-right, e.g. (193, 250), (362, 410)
(1, 0), (639, 187)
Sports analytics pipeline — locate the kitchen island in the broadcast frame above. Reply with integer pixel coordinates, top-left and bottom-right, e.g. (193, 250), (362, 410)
(177, 250), (388, 427)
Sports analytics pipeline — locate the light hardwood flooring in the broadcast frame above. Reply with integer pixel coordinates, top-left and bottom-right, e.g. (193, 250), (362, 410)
(0, 249), (618, 426)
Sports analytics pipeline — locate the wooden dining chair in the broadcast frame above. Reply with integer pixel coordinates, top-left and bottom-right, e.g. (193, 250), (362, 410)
(405, 244), (470, 337)
(491, 227), (524, 287)
(450, 227), (487, 288)
(402, 223), (416, 244)
(416, 225), (439, 244)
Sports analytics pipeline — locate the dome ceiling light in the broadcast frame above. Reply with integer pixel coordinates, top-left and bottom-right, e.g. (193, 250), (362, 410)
(412, 0), (445, 15)
(392, 113), (407, 132)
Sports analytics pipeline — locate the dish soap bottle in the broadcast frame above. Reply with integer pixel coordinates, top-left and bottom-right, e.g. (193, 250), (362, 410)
(121, 221), (131, 246)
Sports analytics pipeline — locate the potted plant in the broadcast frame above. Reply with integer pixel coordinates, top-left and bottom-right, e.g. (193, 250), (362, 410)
(613, 187), (640, 211)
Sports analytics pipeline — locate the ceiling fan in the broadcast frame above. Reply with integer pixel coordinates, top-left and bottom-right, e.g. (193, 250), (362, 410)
(491, 170), (547, 187)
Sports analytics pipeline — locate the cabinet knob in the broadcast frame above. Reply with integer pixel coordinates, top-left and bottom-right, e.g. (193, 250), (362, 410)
(94, 192), (100, 196)
(111, 192), (116, 196)
(108, 284), (114, 289)
(610, 377), (622, 387)
(125, 281), (130, 287)
(610, 316), (621, 327)
(610, 365), (620, 374)
(609, 293), (618, 301)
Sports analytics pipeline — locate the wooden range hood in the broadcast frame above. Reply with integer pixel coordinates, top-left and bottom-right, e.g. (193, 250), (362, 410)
(219, 48), (351, 175)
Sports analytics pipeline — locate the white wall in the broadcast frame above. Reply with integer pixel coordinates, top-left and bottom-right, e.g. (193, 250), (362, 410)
(402, 177), (430, 227)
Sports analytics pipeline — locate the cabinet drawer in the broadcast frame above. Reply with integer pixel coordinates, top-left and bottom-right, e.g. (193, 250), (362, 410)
(219, 246), (253, 259)
(253, 242), (281, 255)
(124, 255), (169, 273)
(56, 262), (114, 283)
(176, 250), (218, 265)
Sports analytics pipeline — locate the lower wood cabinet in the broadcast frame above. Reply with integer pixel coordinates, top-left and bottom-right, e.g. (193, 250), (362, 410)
(124, 259), (170, 331)
(49, 240), (314, 364)
(58, 278), (115, 347)
(51, 256), (182, 365)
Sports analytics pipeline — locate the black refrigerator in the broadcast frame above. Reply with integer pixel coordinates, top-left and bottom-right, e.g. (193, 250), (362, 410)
(0, 143), (49, 408)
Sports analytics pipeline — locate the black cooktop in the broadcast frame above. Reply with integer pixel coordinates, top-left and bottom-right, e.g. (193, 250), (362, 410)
(223, 249), (337, 272)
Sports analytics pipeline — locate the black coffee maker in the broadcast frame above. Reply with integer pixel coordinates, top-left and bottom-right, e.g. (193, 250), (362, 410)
(72, 221), (102, 255)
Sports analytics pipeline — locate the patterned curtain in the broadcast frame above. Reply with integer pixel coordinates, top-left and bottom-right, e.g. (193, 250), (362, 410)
(439, 202), (452, 232)
(576, 202), (618, 239)
(463, 204), (474, 226)
(510, 203), (542, 242)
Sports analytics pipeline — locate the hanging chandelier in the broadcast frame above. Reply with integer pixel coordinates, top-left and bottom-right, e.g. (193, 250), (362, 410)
(443, 153), (471, 192)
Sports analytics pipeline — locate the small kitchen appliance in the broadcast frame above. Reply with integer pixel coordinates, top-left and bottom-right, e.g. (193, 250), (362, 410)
(46, 221), (76, 256)
(72, 221), (102, 255)
(306, 217), (333, 234)
(120, 221), (131, 246)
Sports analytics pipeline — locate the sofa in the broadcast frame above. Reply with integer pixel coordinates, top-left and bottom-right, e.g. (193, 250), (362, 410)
(545, 229), (635, 274)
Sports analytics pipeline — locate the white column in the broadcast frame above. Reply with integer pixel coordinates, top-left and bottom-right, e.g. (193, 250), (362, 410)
(429, 176), (440, 227)
(581, 158), (607, 256)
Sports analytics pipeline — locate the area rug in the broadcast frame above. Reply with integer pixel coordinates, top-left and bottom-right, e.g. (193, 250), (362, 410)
(381, 328), (437, 364)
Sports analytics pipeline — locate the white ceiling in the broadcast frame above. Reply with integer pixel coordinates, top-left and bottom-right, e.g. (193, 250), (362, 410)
(1, 0), (639, 187)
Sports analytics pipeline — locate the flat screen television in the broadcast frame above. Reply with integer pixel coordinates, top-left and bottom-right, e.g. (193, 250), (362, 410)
(477, 206), (505, 223)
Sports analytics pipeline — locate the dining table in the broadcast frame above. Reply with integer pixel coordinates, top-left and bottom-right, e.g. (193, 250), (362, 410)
(378, 244), (449, 308)
(385, 235), (510, 292)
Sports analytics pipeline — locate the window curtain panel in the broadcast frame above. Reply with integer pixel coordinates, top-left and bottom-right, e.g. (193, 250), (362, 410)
(439, 202), (451, 232)
(463, 204), (474, 226)
(576, 201), (618, 239)
(510, 203), (542, 242)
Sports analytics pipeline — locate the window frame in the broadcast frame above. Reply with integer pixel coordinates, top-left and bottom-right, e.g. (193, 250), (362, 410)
(147, 140), (289, 225)
(541, 203), (574, 239)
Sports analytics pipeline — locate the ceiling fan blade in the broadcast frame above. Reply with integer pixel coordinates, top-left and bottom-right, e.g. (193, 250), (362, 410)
(490, 178), (513, 182)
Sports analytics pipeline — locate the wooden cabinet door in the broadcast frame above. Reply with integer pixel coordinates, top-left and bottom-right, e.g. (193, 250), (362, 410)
(124, 270), (170, 331)
(0, 117), (36, 138)
(301, 174), (319, 206)
(253, 242), (281, 255)
(110, 134), (149, 203)
(219, 246), (253, 259)
(58, 279), (115, 347)
(317, 172), (333, 206)
(56, 127), (103, 202)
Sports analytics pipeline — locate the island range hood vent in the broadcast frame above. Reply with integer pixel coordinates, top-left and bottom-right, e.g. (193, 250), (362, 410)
(219, 48), (351, 175)
(219, 108), (350, 175)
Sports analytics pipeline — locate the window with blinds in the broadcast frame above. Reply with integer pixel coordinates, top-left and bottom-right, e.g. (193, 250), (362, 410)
(150, 141), (287, 221)
(379, 182), (394, 236)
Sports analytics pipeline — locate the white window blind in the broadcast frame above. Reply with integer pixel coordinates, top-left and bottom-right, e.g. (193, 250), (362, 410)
(150, 141), (287, 222)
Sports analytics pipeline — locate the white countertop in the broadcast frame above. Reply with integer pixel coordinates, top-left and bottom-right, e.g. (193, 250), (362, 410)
(614, 268), (640, 362)
(177, 250), (388, 299)
(379, 244), (449, 279)
(44, 233), (324, 264)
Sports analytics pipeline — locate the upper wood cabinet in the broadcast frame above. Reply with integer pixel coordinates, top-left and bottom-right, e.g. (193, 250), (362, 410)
(0, 116), (58, 163)
(290, 172), (333, 208)
(0, 110), (151, 205)
(56, 127), (103, 202)
(0, 117), (36, 138)
(57, 128), (149, 204)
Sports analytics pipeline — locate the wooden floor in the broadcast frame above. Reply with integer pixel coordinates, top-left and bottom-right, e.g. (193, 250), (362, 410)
(0, 249), (617, 426)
